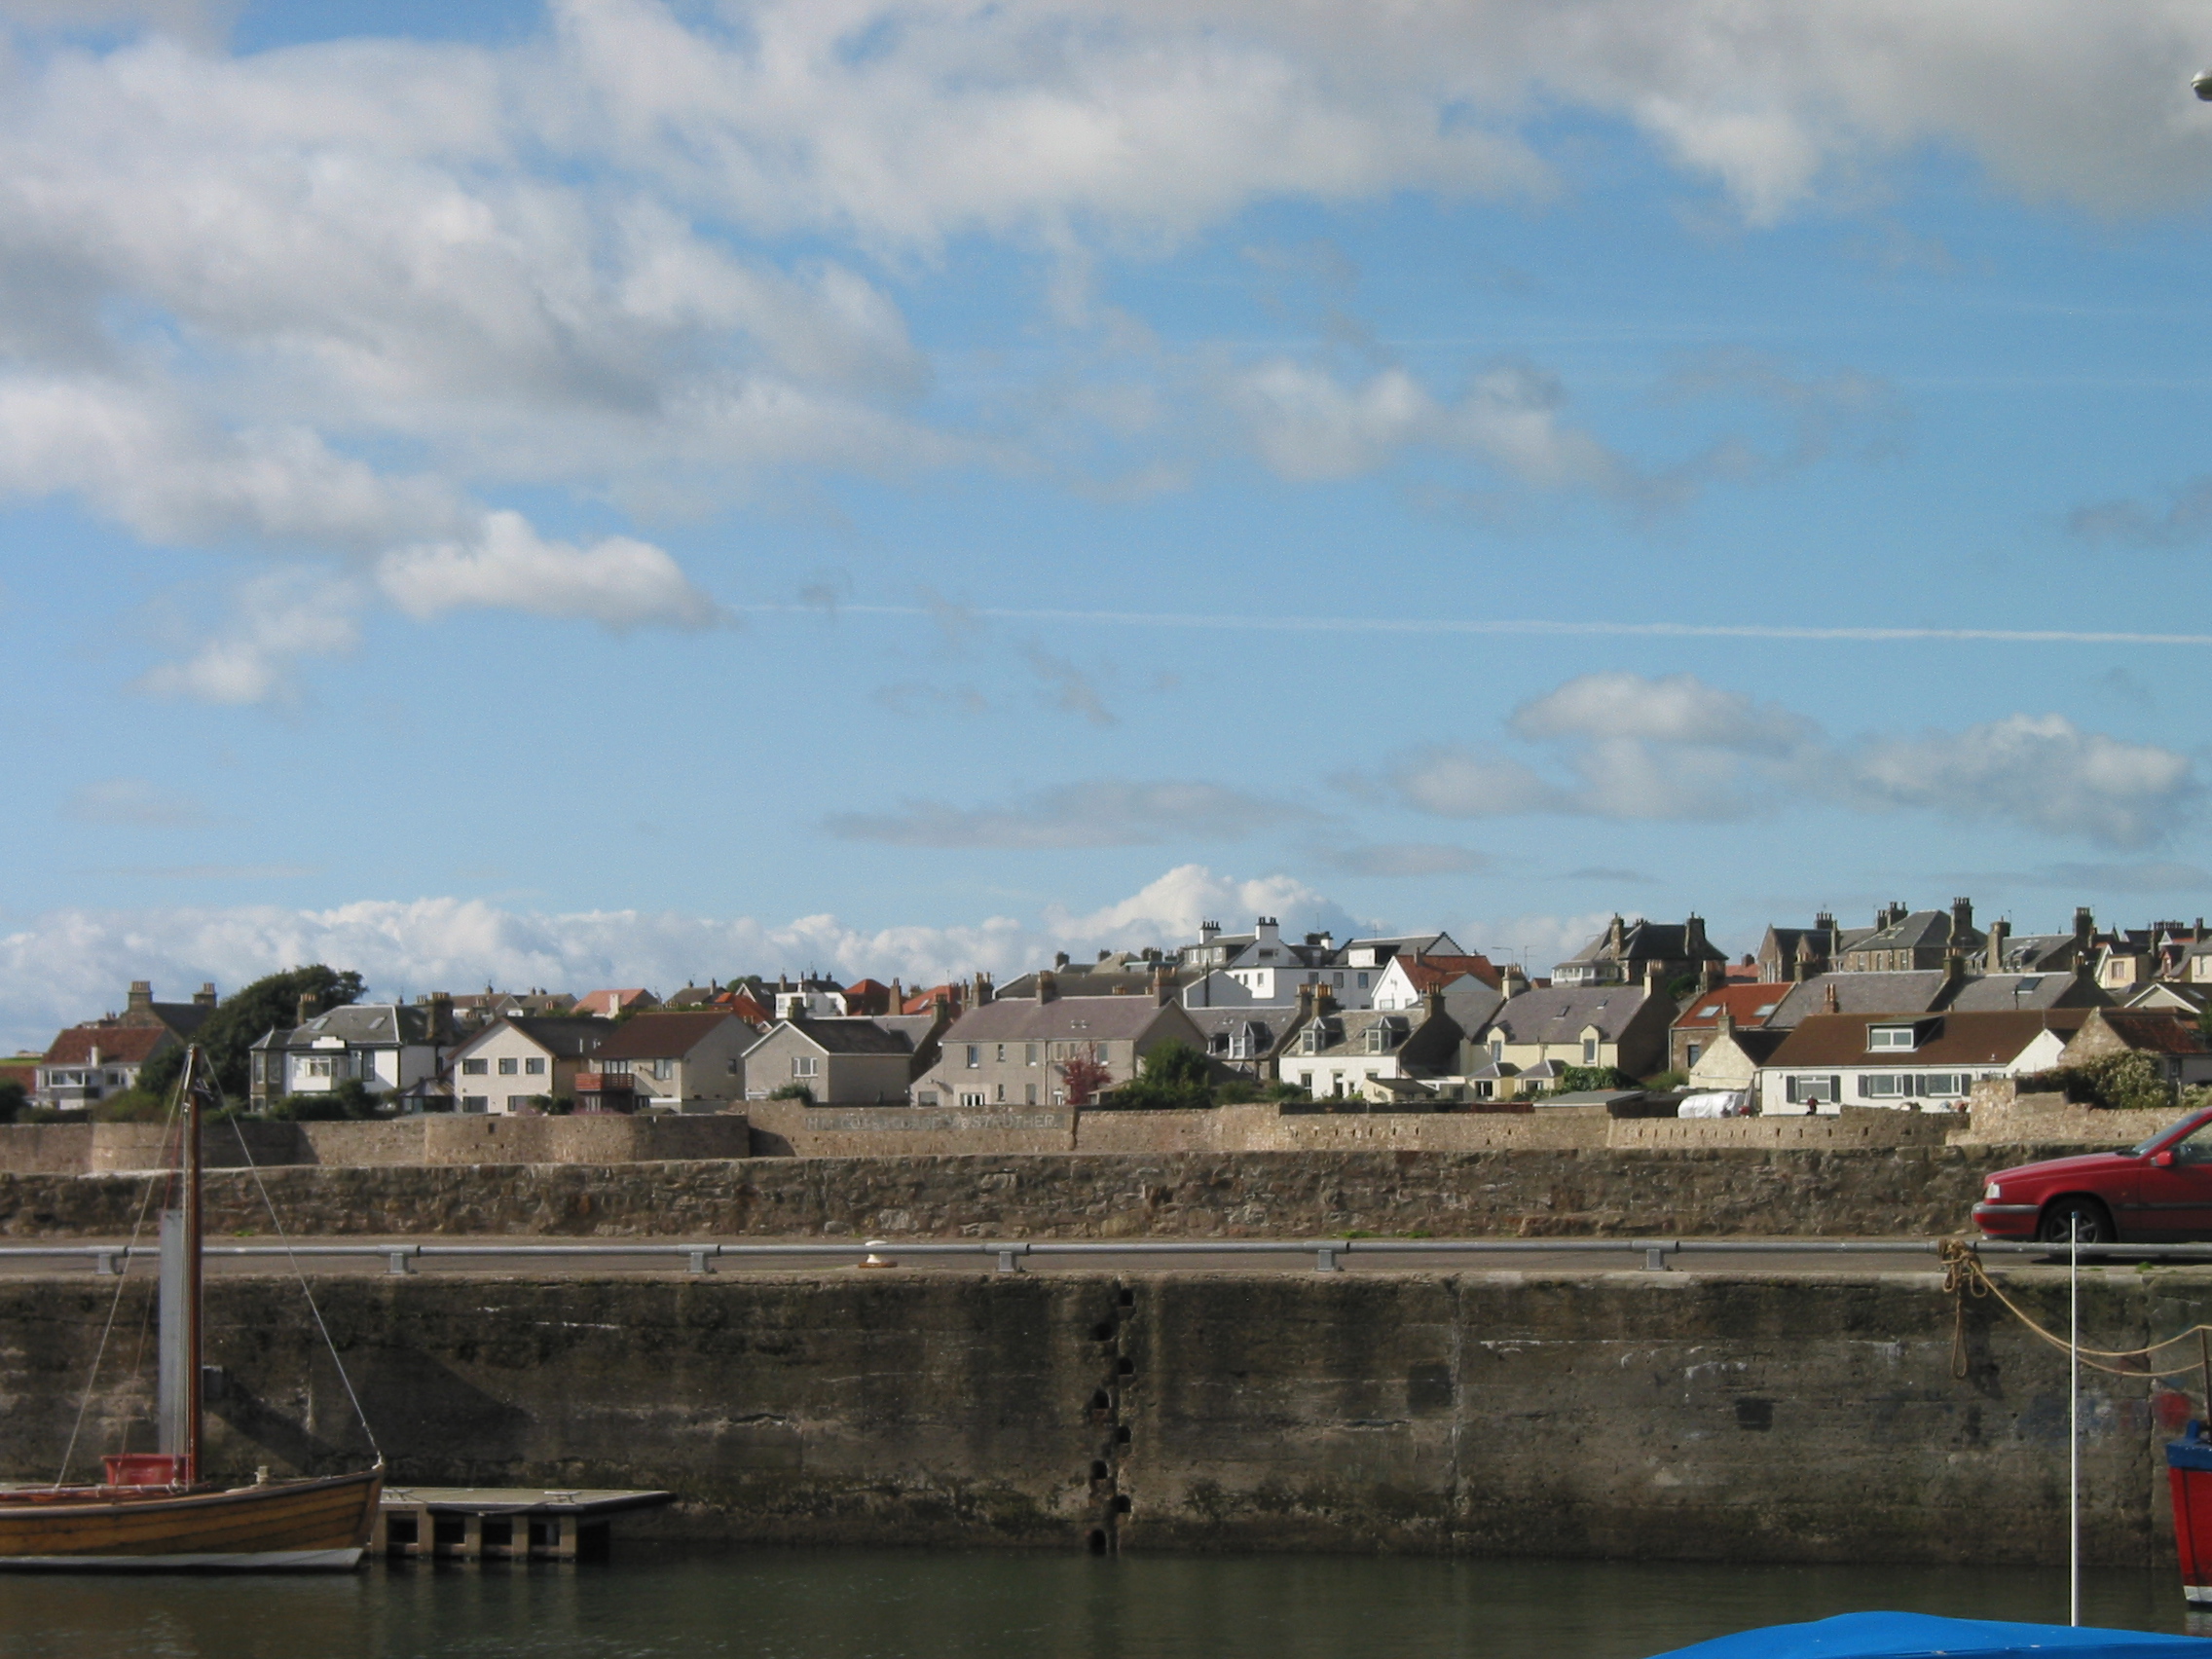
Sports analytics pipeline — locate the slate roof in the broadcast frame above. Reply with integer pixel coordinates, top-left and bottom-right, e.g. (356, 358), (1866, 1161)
(280, 1004), (433, 1049)
(495, 1016), (612, 1058)
(1184, 1007), (1290, 1051)
(1706, 1028), (1789, 1065)
(941, 996), (1187, 1045)
(1290, 1009), (1463, 1070)
(1992, 933), (2081, 973)
(1481, 986), (1657, 1045)
(43, 1025), (174, 1066)
(1560, 919), (1726, 969)
(1765, 1010), (2092, 1069)
(1848, 909), (1983, 953)
(592, 1010), (754, 1060)
(771, 1016), (922, 1056)
(1943, 973), (2106, 1014)
(1769, 973), (1948, 1026)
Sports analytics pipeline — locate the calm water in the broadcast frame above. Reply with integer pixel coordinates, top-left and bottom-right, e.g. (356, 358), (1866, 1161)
(0, 1549), (2197, 1659)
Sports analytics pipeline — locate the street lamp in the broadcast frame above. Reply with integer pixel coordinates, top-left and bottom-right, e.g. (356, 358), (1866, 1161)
(2194, 68), (2212, 101)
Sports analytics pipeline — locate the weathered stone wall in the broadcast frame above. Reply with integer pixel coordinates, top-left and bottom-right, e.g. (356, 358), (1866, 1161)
(0, 1143), (2098, 1240)
(0, 1265), (2190, 1563)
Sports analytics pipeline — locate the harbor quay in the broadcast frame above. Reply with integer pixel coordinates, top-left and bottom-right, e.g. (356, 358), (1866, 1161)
(0, 1257), (2196, 1567)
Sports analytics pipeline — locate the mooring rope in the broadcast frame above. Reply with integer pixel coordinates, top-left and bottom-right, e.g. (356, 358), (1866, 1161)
(1940, 1237), (2212, 1382)
(219, 1091), (385, 1466)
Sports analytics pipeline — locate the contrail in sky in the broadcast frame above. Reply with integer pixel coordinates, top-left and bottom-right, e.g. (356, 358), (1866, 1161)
(738, 604), (2212, 648)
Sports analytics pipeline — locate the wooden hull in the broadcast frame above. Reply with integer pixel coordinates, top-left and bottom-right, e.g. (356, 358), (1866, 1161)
(0, 1468), (382, 1570)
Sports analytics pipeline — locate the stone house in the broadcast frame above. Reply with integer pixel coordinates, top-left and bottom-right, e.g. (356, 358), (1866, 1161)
(1755, 914), (1847, 982)
(1684, 1024), (1788, 1094)
(445, 1016), (614, 1115)
(33, 1024), (179, 1111)
(1277, 995), (1463, 1101)
(1669, 982), (1792, 1074)
(1835, 899), (1983, 973)
(743, 1014), (944, 1106)
(912, 981), (1204, 1107)
(1754, 1009), (2094, 1114)
(584, 1011), (760, 1113)
(1465, 980), (1676, 1092)
(1553, 915), (1726, 989)
(2054, 1008), (2212, 1090)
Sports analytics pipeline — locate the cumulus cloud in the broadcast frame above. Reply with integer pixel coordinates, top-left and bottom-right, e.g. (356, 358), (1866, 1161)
(1382, 671), (2197, 847)
(1836, 714), (2199, 849)
(135, 567), (364, 705)
(825, 780), (1304, 848)
(377, 511), (720, 630)
(0, 864), (1379, 1051)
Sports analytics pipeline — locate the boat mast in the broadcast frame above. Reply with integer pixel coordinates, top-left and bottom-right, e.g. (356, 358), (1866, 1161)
(180, 1044), (203, 1486)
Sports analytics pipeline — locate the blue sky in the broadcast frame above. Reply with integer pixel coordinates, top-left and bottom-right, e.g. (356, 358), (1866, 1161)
(6, 0), (2212, 1045)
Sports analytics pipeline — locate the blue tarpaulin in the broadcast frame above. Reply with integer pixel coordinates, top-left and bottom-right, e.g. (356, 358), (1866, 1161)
(1647, 1611), (2212, 1659)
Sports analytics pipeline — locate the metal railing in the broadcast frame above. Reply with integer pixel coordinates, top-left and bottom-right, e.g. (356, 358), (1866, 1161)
(0, 1235), (2194, 1277)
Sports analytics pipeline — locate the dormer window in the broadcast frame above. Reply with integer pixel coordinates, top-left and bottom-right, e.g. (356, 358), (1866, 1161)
(1868, 1025), (1918, 1052)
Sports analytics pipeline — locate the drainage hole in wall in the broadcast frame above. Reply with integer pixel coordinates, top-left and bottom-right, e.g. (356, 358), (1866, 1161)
(1118, 1288), (1134, 1308)
(1116, 1358), (1134, 1376)
(1115, 1426), (1130, 1445)
(1089, 1460), (1109, 1482)
(1111, 1494), (1131, 1515)
(1089, 1389), (1111, 1413)
(1091, 1322), (1115, 1342)
(1087, 1529), (1109, 1555)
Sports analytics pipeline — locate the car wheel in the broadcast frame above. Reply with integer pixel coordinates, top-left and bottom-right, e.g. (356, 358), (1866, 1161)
(2037, 1197), (2116, 1245)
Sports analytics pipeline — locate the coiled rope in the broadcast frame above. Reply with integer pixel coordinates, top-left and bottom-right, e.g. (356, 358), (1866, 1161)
(1939, 1236), (2212, 1382)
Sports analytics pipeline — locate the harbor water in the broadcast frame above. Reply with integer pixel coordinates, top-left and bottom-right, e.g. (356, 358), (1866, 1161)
(0, 1550), (2199, 1659)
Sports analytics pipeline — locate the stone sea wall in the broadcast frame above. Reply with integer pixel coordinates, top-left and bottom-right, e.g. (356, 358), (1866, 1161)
(0, 1264), (2190, 1564)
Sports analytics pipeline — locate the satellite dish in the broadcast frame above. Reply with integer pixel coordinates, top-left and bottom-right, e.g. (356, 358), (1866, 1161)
(2194, 68), (2212, 100)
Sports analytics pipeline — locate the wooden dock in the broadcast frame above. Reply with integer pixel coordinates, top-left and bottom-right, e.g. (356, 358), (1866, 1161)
(374, 1487), (672, 1562)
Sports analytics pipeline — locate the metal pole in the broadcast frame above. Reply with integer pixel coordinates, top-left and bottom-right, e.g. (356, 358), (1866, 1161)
(2070, 1215), (2081, 1628)
(182, 1046), (203, 1487)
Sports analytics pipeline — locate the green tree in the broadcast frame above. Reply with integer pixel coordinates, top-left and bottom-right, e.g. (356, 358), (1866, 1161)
(0, 1080), (25, 1124)
(1539, 1063), (1641, 1098)
(1107, 1040), (1215, 1110)
(139, 965), (365, 1105)
(266, 1078), (378, 1121)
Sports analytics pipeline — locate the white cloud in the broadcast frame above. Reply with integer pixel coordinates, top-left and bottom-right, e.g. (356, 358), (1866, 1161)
(0, 864), (1375, 1050)
(1384, 672), (2198, 847)
(135, 567), (364, 705)
(824, 780), (1305, 848)
(377, 511), (720, 630)
(62, 777), (208, 828)
(1837, 714), (2199, 850)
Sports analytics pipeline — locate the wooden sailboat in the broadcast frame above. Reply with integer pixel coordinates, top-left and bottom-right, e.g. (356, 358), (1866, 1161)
(0, 1047), (382, 1568)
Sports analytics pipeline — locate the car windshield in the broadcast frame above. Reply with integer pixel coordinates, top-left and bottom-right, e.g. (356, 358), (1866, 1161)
(2134, 1110), (2212, 1157)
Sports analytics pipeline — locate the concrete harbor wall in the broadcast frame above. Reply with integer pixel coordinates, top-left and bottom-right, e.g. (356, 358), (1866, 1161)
(0, 1143), (2111, 1241)
(0, 1265), (2191, 1564)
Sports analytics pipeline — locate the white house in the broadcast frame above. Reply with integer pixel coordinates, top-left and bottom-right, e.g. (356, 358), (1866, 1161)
(248, 1003), (455, 1110)
(446, 1016), (614, 1115)
(1753, 1010), (2095, 1115)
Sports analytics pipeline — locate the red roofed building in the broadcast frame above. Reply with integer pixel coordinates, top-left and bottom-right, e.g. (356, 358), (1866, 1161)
(842, 978), (896, 1016)
(1671, 982), (1794, 1075)
(2058, 1008), (2212, 1089)
(34, 1023), (179, 1111)
(713, 988), (774, 1023)
(572, 988), (660, 1018)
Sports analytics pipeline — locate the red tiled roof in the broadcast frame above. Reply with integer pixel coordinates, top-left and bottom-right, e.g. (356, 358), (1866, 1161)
(1676, 983), (1794, 1031)
(42, 1025), (174, 1066)
(713, 990), (772, 1022)
(902, 983), (962, 1015)
(845, 978), (892, 995)
(1397, 954), (1501, 992)
(572, 988), (655, 1015)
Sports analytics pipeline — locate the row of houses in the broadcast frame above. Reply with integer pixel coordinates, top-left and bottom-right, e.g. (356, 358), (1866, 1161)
(18, 897), (2212, 1119)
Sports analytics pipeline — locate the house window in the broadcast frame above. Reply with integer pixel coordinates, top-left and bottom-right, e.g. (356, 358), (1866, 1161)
(1356, 973), (1368, 989)
(965, 1045), (980, 1069)
(958, 1090), (985, 1107)
(650, 1058), (675, 1081)
(995, 1084), (1006, 1102)
(1300, 1073), (1313, 1090)
(1861, 1074), (1903, 1098)
(793, 1055), (819, 1078)
(1025, 1044), (1040, 1066)
(1685, 1044), (1701, 1067)
(307, 1057), (336, 1079)
(996, 1044), (1007, 1062)
(1581, 1038), (1597, 1064)
(461, 1095), (489, 1113)
(498, 1056), (519, 1076)
(525, 1057), (545, 1075)
(1868, 1027), (1916, 1051)
(1491, 1040), (1503, 1062)
(462, 1058), (489, 1076)
(1785, 1074), (1841, 1104)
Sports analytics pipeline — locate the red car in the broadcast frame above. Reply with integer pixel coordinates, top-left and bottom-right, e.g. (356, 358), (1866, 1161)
(1973, 1106), (2212, 1243)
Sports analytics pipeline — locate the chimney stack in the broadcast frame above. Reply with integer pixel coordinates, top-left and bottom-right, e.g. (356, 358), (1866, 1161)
(973, 971), (993, 1007)
(1499, 962), (1529, 998)
(1684, 913), (1708, 955)
(193, 982), (217, 1009)
(426, 991), (455, 1045)
(1714, 1003), (1735, 1038)
(1985, 918), (2009, 974)
(1199, 920), (1220, 943)
(296, 989), (319, 1026)
(1150, 964), (1173, 1006)
(1950, 897), (1975, 941)
(1823, 980), (1839, 1015)
(1037, 970), (1058, 1004)
(127, 980), (153, 1016)
(1423, 984), (1446, 1021)
(2075, 907), (2096, 951)
(1940, 951), (1966, 994)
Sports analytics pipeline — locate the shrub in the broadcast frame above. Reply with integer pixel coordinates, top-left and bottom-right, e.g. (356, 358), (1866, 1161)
(768, 1083), (815, 1103)
(0, 1080), (25, 1124)
(2018, 1051), (2176, 1114)
(1105, 1040), (1214, 1110)
(91, 1088), (169, 1123)
(1538, 1064), (1641, 1098)
(266, 1078), (381, 1122)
